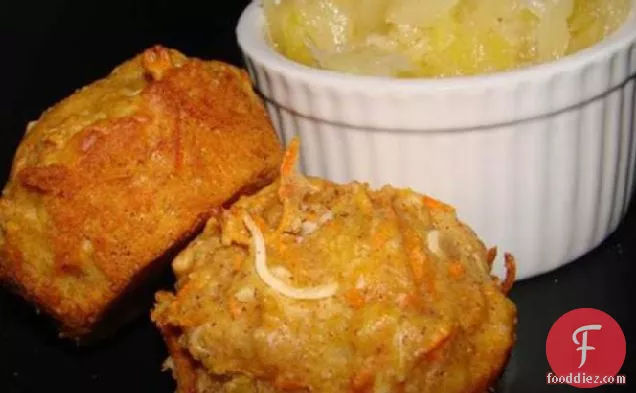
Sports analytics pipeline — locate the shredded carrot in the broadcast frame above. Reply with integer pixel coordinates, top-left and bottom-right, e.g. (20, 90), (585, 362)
(274, 376), (306, 391)
(448, 260), (465, 278)
(400, 226), (426, 284)
(397, 292), (421, 309)
(142, 46), (174, 80)
(422, 195), (454, 212)
(487, 247), (498, 268)
(281, 137), (300, 178)
(500, 253), (517, 294)
(409, 246), (426, 284)
(426, 347), (446, 362)
(228, 297), (242, 318)
(416, 327), (452, 362)
(398, 218), (437, 295)
(371, 228), (391, 250)
(351, 367), (375, 392)
(306, 211), (319, 221)
(278, 184), (293, 200)
(252, 215), (268, 232)
(344, 288), (365, 309)
(233, 254), (243, 272)
(276, 240), (289, 254)
(276, 138), (320, 236)
(429, 327), (452, 352)
(277, 138), (300, 231)
(393, 383), (406, 393)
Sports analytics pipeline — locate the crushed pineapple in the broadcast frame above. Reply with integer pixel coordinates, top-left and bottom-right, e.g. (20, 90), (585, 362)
(264, 0), (632, 77)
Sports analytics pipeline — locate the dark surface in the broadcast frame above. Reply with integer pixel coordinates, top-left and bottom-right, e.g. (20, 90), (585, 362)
(0, 1), (634, 392)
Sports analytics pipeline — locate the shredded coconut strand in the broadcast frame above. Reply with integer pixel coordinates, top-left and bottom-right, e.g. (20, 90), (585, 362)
(235, 286), (256, 303)
(427, 230), (444, 257)
(473, 253), (489, 274)
(355, 275), (366, 289)
(161, 357), (174, 372)
(243, 214), (339, 300)
(271, 265), (293, 280)
(189, 326), (210, 356)
(300, 211), (334, 236)
(301, 220), (319, 236)
(318, 211), (334, 224)
(394, 325), (406, 382)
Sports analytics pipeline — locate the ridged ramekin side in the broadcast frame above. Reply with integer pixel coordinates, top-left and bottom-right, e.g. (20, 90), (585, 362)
(244, 42), (636, 279)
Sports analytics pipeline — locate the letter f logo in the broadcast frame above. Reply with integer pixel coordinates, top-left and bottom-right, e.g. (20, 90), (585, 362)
(572, 325), (602, 368)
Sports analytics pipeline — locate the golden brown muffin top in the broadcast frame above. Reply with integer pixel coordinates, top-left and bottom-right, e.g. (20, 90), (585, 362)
(0, 46), (282, 337)
(153, 140), (516, 393)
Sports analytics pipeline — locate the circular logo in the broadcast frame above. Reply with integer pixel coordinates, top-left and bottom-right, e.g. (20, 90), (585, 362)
(546, 308), (626, 388)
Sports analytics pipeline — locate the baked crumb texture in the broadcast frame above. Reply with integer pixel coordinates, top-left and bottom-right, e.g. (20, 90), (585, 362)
(0, 46), (282, 339)
(153, 140), (516, 393)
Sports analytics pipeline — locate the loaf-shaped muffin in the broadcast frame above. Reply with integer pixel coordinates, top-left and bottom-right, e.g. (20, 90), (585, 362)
(0, 46), (282, 339)
(153, 140), (516, 393)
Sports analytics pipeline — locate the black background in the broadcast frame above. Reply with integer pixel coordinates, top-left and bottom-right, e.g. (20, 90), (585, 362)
(0, 1), (634, 392)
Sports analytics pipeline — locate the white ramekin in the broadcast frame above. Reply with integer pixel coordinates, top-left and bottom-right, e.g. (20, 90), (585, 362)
(237, 2), (636, 280)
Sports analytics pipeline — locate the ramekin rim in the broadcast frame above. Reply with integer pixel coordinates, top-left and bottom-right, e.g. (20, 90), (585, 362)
(237, 1), (636, 92)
